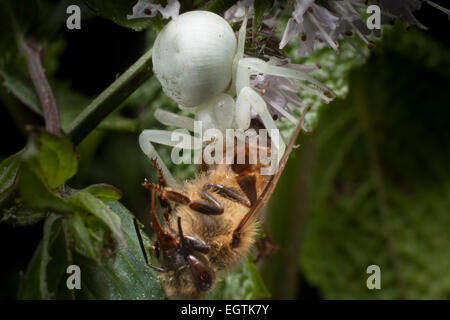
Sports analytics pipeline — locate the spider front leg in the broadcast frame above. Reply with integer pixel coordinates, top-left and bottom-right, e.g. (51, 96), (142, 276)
(139, 129), (195, 188)
(154, 109), (196, 132)
(238, 57), (336, 103)
(234, 83), (286, 166)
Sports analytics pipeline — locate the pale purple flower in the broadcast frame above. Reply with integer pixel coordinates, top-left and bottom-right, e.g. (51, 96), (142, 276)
(127, 0), (180, 20)
(327, 0), (377, 51)
(280, 1), (340, 56)
(251, 58), (325, 130)
(224, 0), (254, 22)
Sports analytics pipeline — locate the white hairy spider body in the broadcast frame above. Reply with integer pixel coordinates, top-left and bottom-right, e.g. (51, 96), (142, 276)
(140, 11), (333, 186)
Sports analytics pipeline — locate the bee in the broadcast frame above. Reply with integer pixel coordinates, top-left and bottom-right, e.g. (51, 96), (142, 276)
(133, 111), (308, 299)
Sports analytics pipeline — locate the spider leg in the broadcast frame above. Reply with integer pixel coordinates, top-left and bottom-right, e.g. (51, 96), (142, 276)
(139, 129), (194, 188)
(238, 57), (336, 103)
(230, 8), (248, 95)
(154, 109), (196, 132)
(151, 158), (173, 225)
(235, 86), (286, 167)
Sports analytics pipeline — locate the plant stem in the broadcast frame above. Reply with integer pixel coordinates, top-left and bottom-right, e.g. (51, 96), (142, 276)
(67, 48), (153, 145)
(18, 39), (61, 136)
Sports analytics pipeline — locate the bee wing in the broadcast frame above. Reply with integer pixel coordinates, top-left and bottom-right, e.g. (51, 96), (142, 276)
(233, 109), (309, 236)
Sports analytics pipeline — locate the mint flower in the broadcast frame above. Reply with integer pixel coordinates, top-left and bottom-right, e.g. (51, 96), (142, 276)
(280, 1), (340, 56)
(251, 58), (331, 130)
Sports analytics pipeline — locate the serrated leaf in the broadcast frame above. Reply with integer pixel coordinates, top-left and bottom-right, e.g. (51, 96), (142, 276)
(82, 184), (123, 202)
(0, 150), (23, 203)
(82, 0), (154, 31)
(18, 201), (165, 300)
(68, 191), (125, 246)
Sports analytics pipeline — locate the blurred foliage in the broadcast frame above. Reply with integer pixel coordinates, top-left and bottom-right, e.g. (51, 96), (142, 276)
(299, 25), (450, 299)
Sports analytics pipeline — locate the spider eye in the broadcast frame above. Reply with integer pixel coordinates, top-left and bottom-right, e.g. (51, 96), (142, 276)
(187, 255), (213, 291)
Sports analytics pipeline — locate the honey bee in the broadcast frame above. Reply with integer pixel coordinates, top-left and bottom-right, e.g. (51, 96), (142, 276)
(133, 111), (308, 299)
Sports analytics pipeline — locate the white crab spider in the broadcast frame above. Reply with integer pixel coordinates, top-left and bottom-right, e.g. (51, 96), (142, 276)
(140, 10), (334, 187)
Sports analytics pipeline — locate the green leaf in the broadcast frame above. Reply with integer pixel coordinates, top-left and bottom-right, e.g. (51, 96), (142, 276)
(18, 213), (68, 300)
(82, 0), (154, 31)
(19, 165), (73, 212)
(0, 150), (23, 203)
(68, 191), (125, 246)
(19, 201), (165, 299)
(18, 131), (78, 211)
(0, 68), (41, 115)
(208, 255), (270, 299)
(68, 211), (99, 261)
(0, 0), (39, 42)
(32, 132), (78, 189)
(1, 198), (47, 226)
(202, 0), (237, 15)
(82, 184), (123, 202)
(40, 213), (62, 299)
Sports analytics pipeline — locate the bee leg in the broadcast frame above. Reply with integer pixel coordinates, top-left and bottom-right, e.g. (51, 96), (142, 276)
(189, 191), (224, 215)
(146, 188), (178, 250)
(150, 159), (173, 225)
(235, 174), (257, 206)
(143, 180), (191, 205)
(151, 158), (167, 186)
(143, 179), (224, 216)
(176, 217), (210, 254)
(197, 152), (209, 173)
(204, 183), (251, 207)
(132, 217), (167, 273)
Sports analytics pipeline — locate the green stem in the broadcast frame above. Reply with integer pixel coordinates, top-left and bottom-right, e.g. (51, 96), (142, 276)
(67, 48), (153, 145)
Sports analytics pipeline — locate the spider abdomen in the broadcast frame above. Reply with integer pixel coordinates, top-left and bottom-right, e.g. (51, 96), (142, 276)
(152, 11), (237, 108)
